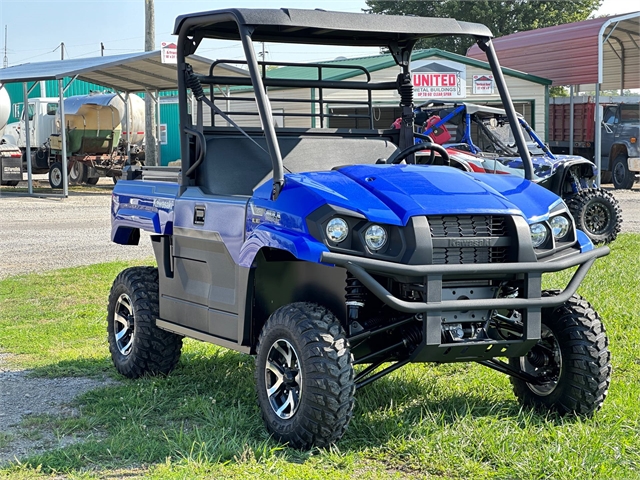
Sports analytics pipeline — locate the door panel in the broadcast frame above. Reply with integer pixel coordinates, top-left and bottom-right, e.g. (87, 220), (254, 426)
(159, 189), (249, 343)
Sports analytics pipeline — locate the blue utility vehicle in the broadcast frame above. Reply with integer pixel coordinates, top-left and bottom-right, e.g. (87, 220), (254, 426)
(108, 8), (611, 449)
(414, 101), (622, 244)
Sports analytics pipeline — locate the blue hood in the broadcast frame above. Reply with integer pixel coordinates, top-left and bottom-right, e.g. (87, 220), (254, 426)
(256, 164), (564, 226)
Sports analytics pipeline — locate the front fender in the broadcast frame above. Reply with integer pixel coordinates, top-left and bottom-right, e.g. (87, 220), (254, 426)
(239, 223), (329, 268)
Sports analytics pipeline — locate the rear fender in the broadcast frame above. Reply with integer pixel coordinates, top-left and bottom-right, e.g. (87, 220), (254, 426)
(239, 223), (329, 268)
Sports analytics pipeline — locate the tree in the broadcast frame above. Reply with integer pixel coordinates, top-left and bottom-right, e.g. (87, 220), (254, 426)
(364, 1), (602, 55)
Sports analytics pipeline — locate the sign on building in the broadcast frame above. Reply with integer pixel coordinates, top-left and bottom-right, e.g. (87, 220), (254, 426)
(472, 74), (494, 95)
(410, 59), (466, 99)
(161, 42), (177, 64)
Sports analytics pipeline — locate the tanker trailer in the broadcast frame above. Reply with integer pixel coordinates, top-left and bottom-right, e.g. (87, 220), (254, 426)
(0, 85), (23, 187)
(48, 93), (145, 188)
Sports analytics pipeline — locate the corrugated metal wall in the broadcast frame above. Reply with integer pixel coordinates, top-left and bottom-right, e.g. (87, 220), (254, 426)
(159, 100), (180, 165)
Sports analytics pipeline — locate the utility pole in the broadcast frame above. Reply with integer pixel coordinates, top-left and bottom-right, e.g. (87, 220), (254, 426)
(101, 42), (104, 57)
(61, 42), (64, 60)
(144, 0), (158, 166)
(3, 26), (8, 69)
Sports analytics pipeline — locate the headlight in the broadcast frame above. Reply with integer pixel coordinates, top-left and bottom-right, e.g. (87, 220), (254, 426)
(326, 217), (348, 243)
(364, 224), (387, 251)
(530, 223), (548, 248)
(550, 215), (570, 239)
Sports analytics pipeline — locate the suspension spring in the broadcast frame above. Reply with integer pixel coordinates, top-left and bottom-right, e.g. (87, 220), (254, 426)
(345, 272), (367, 322)
(401, 323), (423, 348)
(397, 73), (413, 107)
(185, 64), (205, 101)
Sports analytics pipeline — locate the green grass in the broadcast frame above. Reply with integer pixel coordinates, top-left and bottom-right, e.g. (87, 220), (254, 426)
(1, 236), (639, 479)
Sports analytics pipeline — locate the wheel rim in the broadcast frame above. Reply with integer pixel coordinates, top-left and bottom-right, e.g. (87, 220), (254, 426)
(51, 168), (62, 186)
(70, 163), (80, 181)
(613, 161), (626, 185)
(520, 325), (562, 396)
(113, 293), (135, 356)
(265, 339), (302, 419)
(584, 201), (611, 235)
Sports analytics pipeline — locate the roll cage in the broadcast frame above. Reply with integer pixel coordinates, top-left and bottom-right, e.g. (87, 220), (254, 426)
(173, 8), (536, 198)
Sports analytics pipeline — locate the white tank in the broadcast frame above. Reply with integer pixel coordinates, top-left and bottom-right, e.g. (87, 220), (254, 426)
(62, 93), (146, 145)
(0, 85), (11, 134)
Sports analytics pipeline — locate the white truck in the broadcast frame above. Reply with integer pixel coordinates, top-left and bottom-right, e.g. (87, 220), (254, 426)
(1, 93), (146, 188)
(0, 85), (23, 186)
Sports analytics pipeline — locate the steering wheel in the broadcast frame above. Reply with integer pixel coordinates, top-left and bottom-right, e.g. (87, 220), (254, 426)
(386, 141), (450, 166)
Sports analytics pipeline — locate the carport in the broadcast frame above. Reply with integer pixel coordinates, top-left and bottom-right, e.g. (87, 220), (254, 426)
(0, 50), (243, 197)
(467, 12), (640, 183)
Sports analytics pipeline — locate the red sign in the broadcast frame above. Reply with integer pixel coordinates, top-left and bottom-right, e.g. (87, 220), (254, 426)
(412, 73), (458, 88)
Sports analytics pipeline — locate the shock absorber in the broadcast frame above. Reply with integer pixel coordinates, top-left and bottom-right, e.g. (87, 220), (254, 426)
(185, 64), (205, 101)
(345, 272), (368, 325)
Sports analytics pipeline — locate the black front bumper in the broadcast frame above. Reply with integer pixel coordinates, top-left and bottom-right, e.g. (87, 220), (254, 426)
(321, 246), (609, 362)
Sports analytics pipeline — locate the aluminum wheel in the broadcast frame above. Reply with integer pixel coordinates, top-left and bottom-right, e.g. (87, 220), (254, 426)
(520, 325), (562, 396)
(584, 202), (611, 235)
(264, 339), (302, 419)
(113, 293), (135, 356)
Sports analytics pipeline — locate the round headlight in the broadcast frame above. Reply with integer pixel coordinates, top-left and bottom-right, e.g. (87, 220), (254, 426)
(364, 224), (388, 251)
(326, 217), (349, 243)
(530, 223), (548, 248)
(550, 215), (570, 239)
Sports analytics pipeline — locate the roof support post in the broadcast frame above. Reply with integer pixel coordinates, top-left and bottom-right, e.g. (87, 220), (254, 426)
(477, 37), (534, 181)
(116, 91), (131, 161)
(58, 78), (68, 198)
(594, 85), (601, 187)
(155, 90), (162, 166)
(239, 25), (284, 200)
(569, 85), (574, 156)
(22, 82), (33, 195)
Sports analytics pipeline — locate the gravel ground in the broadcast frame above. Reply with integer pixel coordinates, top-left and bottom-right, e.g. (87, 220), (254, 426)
(0, 178), (638, 466)
(0, 182), (153, 280)
(0, 358), (117, 465)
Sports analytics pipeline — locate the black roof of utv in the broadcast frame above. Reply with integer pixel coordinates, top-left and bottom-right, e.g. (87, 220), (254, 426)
(173, 8), (493, 46)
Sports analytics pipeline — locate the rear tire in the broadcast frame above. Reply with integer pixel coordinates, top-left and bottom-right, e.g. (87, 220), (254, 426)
(48, 162), (64, 189)
(566, 188), (622, 244)
(107, 267), (183, 378)
(509, 293), (611, 417)
(255, 302), (355, 449)
(611, 153), (635, 189)
(69, 161), (87, 185)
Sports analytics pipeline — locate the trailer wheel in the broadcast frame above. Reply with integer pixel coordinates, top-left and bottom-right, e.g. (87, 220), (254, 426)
(612, 153), (635, 189)
(69, 161), (87, 185)
(255, 302), (355, 449)
(86, 177), (99, 185)
(107, 266), (183, 379)
(567, 188), (622, 244)
(509, 293), (611, 417)
(48, 162), (64, 189)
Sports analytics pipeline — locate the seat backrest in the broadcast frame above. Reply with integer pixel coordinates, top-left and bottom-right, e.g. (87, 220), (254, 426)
(197, 135), (399, 196)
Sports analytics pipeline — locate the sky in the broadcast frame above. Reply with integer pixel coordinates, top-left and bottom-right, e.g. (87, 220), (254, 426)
(0, 0), (637, 67)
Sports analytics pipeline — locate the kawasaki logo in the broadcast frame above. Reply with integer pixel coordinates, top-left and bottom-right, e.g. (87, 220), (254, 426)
(448, 238), (491, 247)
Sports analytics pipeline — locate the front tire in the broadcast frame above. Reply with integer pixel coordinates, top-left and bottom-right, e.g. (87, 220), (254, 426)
(107, 267), (183, 378)
(566, 188), (622, 244)
(509, 293), (611, 417)
(48, 162), (64, 189)
(612, 153), (635, 189)
(255, 303), (355, 449)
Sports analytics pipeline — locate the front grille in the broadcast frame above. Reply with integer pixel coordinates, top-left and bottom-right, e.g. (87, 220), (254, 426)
(428, 215), (506, 237)
(427, 215), (510, 265)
